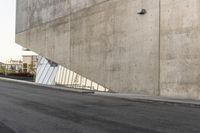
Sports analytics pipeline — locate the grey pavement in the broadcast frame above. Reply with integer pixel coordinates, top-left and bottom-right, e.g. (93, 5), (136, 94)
(0, 79), (200, 133)
(94, 92), (200, 107)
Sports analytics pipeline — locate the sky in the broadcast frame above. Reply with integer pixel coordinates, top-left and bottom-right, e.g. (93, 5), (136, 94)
(0, 0), (30, 63)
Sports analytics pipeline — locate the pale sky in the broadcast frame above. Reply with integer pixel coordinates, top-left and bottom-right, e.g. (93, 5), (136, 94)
(0, 0), (34, 63)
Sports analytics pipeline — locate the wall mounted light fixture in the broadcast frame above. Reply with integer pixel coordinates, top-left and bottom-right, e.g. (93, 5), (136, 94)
(137, 9), (147, 15)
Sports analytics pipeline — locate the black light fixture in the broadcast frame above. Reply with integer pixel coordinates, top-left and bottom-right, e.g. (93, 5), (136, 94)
(137, 9), (147, 15)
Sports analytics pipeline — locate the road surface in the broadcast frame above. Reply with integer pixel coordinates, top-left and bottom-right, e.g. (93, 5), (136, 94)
(0, 80), (199, 133)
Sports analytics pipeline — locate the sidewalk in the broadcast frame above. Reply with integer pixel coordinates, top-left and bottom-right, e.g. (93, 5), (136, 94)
(1, 77), (200, 106)
(94, 92), (200, 107)
(0, 77), (94, 94)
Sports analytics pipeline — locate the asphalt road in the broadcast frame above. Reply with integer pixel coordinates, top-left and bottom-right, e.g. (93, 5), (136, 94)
(0, 80), (200, 133)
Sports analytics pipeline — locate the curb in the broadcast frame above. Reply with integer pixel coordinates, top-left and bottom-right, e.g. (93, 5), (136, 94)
(94, 92), (200, 107)
(1, 77), (199, 107)
(0, 77), (94, 94)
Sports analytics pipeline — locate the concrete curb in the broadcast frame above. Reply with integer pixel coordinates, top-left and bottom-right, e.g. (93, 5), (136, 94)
(94, 92), (200, 107)
(1, 77), (200, 106)
(0, 77), (94, 94)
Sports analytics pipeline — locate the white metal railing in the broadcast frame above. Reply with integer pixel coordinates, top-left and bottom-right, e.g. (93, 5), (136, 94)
(36, 56), (109, 92)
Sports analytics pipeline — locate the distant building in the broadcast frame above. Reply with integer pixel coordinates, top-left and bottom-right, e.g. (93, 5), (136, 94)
(22, 55), (38, 73)
(0, 62), (5, 69)
(5, 59), (23, 73)
(0, 62), (4, 66)
(0, 62), (5, 74)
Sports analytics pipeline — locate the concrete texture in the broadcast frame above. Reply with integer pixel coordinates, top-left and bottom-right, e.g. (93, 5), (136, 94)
(1, 79), (200, 133)
(160, 0), (200, 99)
(16, 0), (200, 99)
(70, 0), (160, 95)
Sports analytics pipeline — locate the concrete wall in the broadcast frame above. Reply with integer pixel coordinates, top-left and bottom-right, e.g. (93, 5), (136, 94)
(16, 0), (200, 99)
(70, 0), (160, 95)
(160, 0), (200, 99)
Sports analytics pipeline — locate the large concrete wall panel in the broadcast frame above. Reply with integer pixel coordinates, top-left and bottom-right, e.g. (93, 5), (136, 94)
(70, 0), (160, 94)
(29, 24), (46, 55)
(28, 0), (49, 28)
(70, 1), (111, 90)
(71, 0), (108, 13)
(45, 16), (71, 68)
(160, 0), (200, 99)
(29, 0), (70, 28)
(16, 0), (108, 33)
(108, 0), (159, 94)
(16, 0), (29, 33)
